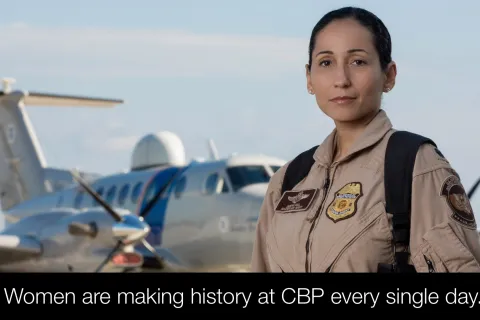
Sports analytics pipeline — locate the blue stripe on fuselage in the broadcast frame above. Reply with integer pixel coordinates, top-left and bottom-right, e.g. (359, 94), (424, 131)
(138, 165), (190, 246)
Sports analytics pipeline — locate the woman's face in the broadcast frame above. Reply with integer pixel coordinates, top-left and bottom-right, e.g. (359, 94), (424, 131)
(306, 18), (396, 124)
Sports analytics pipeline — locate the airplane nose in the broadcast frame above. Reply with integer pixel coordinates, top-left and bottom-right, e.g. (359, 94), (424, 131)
(237, 182), (269, 199)
(112, 215), (150, 244)
(236, 183), (269, 219)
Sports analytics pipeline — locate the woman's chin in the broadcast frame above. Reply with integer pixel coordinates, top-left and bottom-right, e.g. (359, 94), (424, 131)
(327, 110), (364, 123)
(323, 106), (377, 125)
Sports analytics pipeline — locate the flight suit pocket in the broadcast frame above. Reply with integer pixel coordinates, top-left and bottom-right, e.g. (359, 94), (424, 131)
(266, 187), (323, 272)
(414, 246), (447, 273)
(265, 228), (294, 272)
(321, 202), (394, 272)
(412, 223), (480, 272)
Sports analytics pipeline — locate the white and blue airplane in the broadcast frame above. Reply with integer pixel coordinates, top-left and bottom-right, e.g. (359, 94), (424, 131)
(0, 78), (286, 272)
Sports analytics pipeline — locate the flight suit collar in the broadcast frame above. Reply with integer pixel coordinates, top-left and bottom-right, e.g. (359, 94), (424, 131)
(313, 109), (393, 167)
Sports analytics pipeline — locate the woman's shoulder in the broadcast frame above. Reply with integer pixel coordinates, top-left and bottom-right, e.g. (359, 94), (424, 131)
(267, 160), (291, 193)
(413, 141), (455, 177)
(269, 144), (321, 194)
(385, 129), (454, 177)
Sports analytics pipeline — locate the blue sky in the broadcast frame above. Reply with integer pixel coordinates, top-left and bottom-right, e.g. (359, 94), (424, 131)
(3, 0), (480, 212)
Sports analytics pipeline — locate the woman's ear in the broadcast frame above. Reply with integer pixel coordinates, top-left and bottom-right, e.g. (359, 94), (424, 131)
(306, 64), (314, 94)
(383, 61), (397, 92)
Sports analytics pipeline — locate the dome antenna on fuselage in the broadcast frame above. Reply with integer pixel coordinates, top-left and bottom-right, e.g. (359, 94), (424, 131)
(130, 131), (186, 171)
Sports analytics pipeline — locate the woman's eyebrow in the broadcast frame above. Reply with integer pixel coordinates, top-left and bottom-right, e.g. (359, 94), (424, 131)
(315, 48), (369, 56)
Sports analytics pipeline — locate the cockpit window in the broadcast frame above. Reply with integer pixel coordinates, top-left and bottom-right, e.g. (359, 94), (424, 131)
(226, 165), (270, 192)
(270, 165), (281, 173)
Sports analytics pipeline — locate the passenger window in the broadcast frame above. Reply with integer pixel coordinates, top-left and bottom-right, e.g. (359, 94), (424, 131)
(131, 182), (143, 203)
(74, 191), (83, 208)
(106, 186), (116, 205)
(144, 182), (158, 203)
(118, 184), (130, 206)
(56, 195), (63, 207)
(174, 176), (187, 199)
(92, 186), (104, 206)
(204, 173), (226, 195)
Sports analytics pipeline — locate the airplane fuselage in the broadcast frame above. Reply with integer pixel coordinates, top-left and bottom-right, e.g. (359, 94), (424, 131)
(4, 154), (285, 271)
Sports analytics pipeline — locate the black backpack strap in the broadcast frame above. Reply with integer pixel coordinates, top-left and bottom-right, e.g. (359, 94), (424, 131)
(378, 130), (436, 273)
(281, 145), (318, 195)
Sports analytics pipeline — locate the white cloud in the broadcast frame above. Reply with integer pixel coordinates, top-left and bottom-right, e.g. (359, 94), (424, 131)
(0, 23), (308, 79)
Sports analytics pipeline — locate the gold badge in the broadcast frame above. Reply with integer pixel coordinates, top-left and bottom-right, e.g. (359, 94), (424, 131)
(326, 182), (363, 223)
(441, 175), (476, 229)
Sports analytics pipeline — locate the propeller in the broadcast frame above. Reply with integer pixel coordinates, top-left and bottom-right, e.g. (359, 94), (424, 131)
(70, 170), (153, 272)
(71, 165), (189, 272)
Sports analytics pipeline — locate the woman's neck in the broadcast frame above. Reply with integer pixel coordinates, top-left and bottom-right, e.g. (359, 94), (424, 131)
(332, 110), (379, 162)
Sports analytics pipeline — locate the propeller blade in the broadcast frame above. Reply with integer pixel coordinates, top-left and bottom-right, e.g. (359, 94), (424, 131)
(141, 238), (166, 268)
(95, 241), (122, 273)
(138, 168), (185, 219)
(71, 169), (123, 222)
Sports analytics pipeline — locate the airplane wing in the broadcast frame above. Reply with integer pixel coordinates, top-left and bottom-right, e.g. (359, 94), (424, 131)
(22, 91), (123, 107)
(0, 234), (42, 265)
(0, 78), (123, 107)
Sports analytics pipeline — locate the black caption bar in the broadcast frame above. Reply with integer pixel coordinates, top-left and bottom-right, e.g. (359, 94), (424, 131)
(0, 273), (479, 312)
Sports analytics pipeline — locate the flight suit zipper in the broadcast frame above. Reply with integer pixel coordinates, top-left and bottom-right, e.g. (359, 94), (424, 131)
(305, 166), (332, 272)
(423, 255), (435, 273)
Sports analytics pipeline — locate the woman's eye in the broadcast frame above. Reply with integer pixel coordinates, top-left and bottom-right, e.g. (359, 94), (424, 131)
(352, 59), (366, 65)
(319, 60), (331, 67)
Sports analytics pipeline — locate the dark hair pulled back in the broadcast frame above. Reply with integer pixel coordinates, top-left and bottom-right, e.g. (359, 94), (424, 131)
(307, 7), (392, 71)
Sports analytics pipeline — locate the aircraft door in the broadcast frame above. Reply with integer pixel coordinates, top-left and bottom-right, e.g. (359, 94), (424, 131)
(202, 172), (232, 214)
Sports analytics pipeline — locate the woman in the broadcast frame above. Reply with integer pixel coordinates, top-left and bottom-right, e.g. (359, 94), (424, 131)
(250, 6), (480, 272)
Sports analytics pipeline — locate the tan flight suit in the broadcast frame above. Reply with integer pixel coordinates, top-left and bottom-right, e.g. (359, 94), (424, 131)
(251, 109), (480, 272)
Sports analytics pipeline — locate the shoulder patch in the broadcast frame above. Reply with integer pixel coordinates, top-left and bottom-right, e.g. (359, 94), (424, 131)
(326, 182), (363, 223)
(440, 175), (476, 229)
(275, 188), (318, 213)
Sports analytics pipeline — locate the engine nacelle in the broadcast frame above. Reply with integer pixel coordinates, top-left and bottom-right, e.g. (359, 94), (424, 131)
(130, 131), (186, 171)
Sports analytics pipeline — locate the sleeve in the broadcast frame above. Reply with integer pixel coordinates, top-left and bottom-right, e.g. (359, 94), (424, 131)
(250, 164), (286, 272)
(409, 144), (480, 272)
